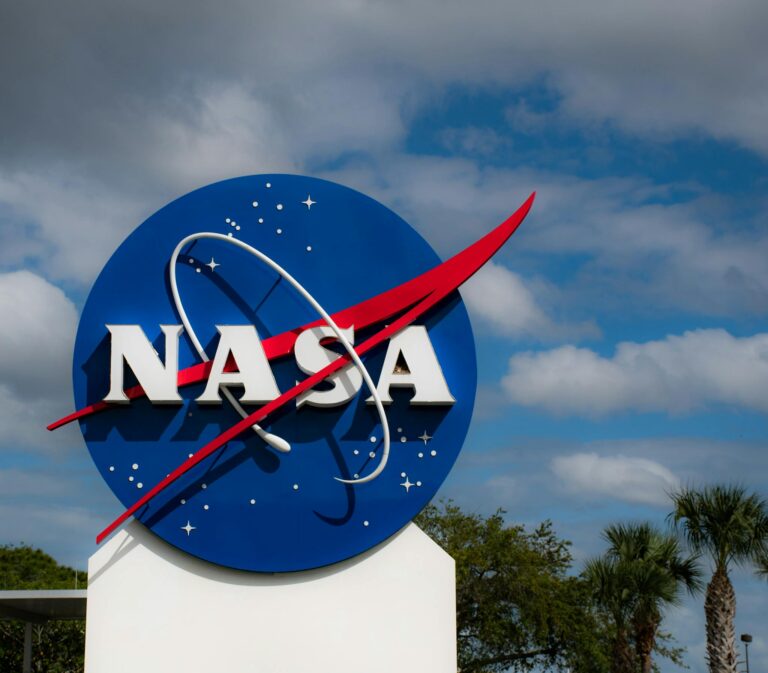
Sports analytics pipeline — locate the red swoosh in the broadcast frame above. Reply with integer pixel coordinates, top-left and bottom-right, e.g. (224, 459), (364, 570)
(48, 193), (535, 432)
(74, 193), (535, 543)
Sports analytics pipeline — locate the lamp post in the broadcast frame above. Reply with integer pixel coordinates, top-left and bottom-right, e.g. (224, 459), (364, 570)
(741, 633), (752, 673)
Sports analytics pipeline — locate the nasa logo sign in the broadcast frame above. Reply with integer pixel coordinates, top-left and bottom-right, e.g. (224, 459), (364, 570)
(49, 175), (534, 572)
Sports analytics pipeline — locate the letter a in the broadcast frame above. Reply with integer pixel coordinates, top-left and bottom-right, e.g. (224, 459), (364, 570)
(368, 325), (455, 405)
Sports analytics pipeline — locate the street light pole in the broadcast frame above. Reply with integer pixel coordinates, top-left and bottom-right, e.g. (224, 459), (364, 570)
(740, 634), (752, 673)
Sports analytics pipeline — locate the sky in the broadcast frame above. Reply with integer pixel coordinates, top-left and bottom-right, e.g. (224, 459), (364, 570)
(1, 0), (767, 669)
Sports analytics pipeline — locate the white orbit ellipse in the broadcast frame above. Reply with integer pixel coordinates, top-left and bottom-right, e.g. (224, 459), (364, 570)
(169, 232), (390, 485)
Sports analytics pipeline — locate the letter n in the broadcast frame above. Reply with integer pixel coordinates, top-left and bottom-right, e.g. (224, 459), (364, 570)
(104, 325), (183, 403)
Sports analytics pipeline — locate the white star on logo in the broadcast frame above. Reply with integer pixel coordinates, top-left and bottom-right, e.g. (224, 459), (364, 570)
(206, 257), (220, 271)
(302, 195), (316, 210)
(400, 478), (414, 493)
(418, 431), (432, 446)
(181, 521), (196, 536)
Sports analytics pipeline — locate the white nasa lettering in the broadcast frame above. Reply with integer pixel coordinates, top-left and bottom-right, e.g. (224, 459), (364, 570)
(196, 326), (281, 405)
(104, 324), (183, 404)
(367, 325), (455, 406)
(295, 325), (362, 408)
(104, 323), (454, 406)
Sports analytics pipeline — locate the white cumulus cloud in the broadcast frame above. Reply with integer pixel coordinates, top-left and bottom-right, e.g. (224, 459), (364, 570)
(551, 452), (680, 506)
(462, 261), (600, 341)
(502, 328), (768, 416)
(462, 262), (552, 337)
(0, 271), (77, 397)
(0, 271), (81, 450)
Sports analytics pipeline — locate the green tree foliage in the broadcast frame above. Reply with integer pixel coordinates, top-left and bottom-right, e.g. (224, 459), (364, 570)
(757, 552), (768, 579)
(670, 485), (768, 673)
(0, 544), (86, 673)
(583, 556), (636, 673)
(584, 523), (701, 673)
(0, 545), (86, 590)
(416, 501), (610, 673)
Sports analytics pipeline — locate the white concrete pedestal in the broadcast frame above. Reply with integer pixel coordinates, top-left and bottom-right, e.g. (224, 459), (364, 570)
(85, 522), (456, 673)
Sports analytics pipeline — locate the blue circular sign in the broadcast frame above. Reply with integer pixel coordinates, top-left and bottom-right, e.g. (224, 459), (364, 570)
(73, 175), (477, 572)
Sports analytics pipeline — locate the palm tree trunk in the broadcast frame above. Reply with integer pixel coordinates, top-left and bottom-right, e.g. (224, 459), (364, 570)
(705, 567), (738, 673)
(635, 618), (659, 673)
(612, 628), (635, 673)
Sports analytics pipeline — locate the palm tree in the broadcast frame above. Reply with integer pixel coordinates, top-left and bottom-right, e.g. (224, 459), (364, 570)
(670, 485), (768, 673)
(584, 555), (636, 673)
(585, 523), (701, 673)
(756, 552), (768, 579)
(604, 523), (701, 673)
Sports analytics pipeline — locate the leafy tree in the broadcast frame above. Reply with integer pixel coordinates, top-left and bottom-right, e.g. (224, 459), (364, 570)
(670, 485), (768, 673)
(416, 501), (610, 673)
(585, 523), (701, 673)
(0, 545), (86, 590)
(0, 544), (86, 673)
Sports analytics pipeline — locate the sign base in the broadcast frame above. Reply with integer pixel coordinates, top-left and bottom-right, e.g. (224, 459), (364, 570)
(85, 521), (456, 673)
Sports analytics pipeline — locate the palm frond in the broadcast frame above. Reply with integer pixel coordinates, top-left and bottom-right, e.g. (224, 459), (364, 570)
(670, 484), (768, 571)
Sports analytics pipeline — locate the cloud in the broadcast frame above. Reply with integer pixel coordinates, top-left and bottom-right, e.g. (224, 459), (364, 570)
(0, 271), (76, 397)
(327, 156), (768, 320)
(462, 261), (600, 341)
(0, 271), (81, 450)
(551, 8), (768, 153)
(521, 179), (768, 318)
(505, 99), (560, 133)
(438, 127), (507, 156)
(577, 438), (768, 491)
(551, 452), (679, 506)
(0, 172), (151, 286)
(1, 0), (767, 167)
(462, 262), (552, 336)
(0, 3), (766, 313)
(502, 328), (768, 416)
